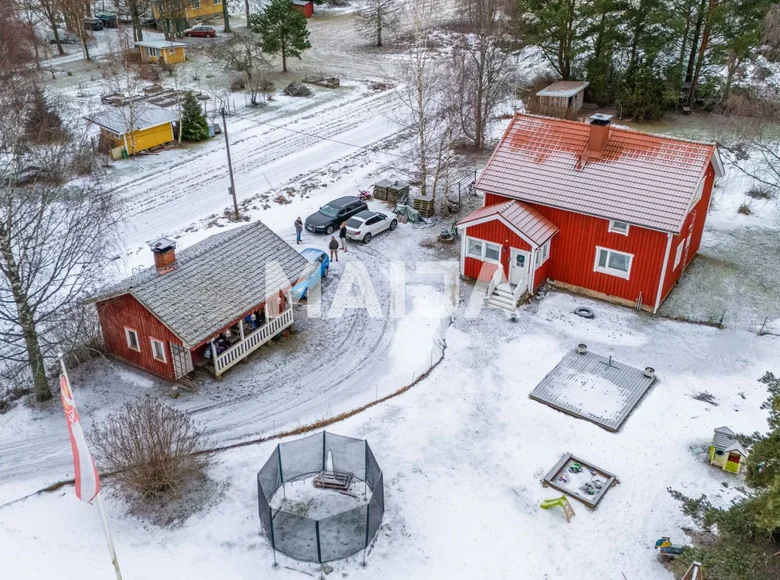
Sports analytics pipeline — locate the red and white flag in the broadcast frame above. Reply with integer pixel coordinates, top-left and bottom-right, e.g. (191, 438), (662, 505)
(59, 373), (101, 503)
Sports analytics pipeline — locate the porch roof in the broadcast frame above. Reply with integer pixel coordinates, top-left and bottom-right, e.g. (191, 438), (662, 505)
(457, 200), (559, 247)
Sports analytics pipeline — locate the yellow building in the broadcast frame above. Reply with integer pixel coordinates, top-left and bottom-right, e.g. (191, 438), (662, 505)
(86, 107), (179, 157)
(135, 40), (187, 65)
(152, 0), (223, 29)
(710, 426), (747, 474)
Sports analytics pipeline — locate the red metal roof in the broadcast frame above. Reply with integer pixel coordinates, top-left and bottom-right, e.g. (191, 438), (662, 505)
(458, 200), (559, 246)
(476, 114), (719, 233)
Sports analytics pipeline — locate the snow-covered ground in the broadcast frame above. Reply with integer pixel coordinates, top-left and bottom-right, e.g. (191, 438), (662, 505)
(2, 291), (776, 580)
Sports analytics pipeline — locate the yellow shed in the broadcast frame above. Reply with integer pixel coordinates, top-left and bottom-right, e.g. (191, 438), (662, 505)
(135, 40), (187, 65)
(86, 107), (179, 156)
(152, 0), (224, 24)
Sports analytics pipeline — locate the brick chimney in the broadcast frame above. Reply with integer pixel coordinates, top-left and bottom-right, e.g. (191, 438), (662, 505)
(150, 238), (177, 274)
(586, 113), (613, 157)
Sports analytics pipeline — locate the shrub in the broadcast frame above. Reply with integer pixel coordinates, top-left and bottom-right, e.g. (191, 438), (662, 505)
(229, 74), (246, 91)
(746, 184), (776, 200)
(738, 202), (752, 215)
(90, 398), (210, 500)
(283, 81), (312, 97)
(619, 59), (665, 122)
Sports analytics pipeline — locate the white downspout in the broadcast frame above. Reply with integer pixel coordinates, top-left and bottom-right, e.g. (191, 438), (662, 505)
(653, 233), (674, 313)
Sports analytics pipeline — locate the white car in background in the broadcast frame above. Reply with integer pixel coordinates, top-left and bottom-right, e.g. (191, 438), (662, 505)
(345, 210), (398, 243)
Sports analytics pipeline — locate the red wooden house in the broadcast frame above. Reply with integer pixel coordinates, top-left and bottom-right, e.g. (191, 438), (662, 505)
(458, 113), (724, 312)
(91, 221), (308, 380)
(292, 0), (314, 18)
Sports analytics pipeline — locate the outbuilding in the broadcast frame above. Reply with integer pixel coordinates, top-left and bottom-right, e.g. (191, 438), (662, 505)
(86, 107), (179, 156)
(90, 221), (308, 380)
(710, 426), (747, 474)
(292, 0), (314, 18)
(536, 81), (589, 117)
(135, 40), (187, 65)
(458, 113), (724, 311)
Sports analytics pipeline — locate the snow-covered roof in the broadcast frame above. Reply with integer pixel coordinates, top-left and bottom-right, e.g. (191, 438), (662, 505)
(134, 40), (187, 49)
(91, 221), (309, 347)
(712, 426), (748, 456)
(536, 81), (589, 98)
(85, 107), (178, 135)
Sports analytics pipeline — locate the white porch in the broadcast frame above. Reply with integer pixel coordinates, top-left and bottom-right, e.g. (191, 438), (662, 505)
(211, 305), (294, 376)
(484, 268), (527, 311)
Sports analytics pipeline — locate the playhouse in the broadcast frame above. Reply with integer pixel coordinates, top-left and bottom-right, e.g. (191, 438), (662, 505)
(709, 426), (747, 474)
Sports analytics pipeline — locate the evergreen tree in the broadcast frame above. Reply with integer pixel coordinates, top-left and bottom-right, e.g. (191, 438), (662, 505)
(249, 0), (312, 73)
(179, 92), (210, 142)
(618, 59), (665, 121)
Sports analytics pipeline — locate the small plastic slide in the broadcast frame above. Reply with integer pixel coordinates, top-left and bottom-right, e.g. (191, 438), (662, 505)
(540, 495), (575, 522)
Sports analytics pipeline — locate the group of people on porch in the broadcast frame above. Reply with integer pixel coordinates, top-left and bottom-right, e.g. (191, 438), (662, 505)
(203, 305), (268, 360)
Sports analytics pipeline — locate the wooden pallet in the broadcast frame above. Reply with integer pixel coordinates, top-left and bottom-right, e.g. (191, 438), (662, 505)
(374, 180), (409, 202)
(313, 471), (353, 491)
(411, 196), (435, 217)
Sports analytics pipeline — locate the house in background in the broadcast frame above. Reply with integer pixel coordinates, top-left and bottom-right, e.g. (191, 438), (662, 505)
(709, 427), (747, 474)
(85, 107), (178, 157)
(152, 0), (223, 34)
(457, 112), (724, 312)
(535, 81), (589, 118)
(135, 39), (187, 65)
(292, 0), (315, 18)
(90, 221), (308, 380)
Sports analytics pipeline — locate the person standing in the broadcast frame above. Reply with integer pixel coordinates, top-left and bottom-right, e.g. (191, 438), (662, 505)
(339, 221), (348, 252)
(294, 217), (303, 245)
(329, 235), (339, 262)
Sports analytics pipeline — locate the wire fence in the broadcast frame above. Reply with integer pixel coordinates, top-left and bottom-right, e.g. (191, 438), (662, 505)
(257, 432), (383, 564)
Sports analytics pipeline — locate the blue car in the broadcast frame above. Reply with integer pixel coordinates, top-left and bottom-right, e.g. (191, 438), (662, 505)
(292, 248), (330, 300)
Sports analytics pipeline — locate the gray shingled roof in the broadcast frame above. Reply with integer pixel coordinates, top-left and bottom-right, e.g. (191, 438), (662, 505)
(713, 426), (748, 456)
(93, 221), (308, 347)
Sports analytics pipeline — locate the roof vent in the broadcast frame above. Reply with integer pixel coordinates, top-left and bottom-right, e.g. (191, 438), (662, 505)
(589, 113), (613, 126)
(150, 237), (177, 274)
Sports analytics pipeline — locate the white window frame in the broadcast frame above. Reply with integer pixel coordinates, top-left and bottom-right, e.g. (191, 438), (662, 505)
(466, 237), (501, 264)
(593, 246), (633, 279)
(191, 0), (200, 7)
(150, 338), (167, 363)
(168, 48), (176, 54)
(213, 0), (222, 4)
(125, 327), (141, 352)
(148, 47), (160, 57)
(608, 220), (630, 236)
(673, 241), (684, 270)
(689, 176), (705, 210)
(535, 240), (550, 266)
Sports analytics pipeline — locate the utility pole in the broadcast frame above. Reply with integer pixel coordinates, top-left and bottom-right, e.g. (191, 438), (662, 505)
(221, 107), (240, 221)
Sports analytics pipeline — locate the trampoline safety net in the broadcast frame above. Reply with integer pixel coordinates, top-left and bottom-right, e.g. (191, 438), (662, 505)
(256, 431), (384, 564)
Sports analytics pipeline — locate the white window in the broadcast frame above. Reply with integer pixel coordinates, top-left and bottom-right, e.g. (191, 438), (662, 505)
(690, 176), (705, 209)
(148, 47), (160, 57)
(594, 247), (633, 279)
(609, 220), (630, 236)
(213, 0), (222, 4)
(169, 48), (176, 54)
(125, 328), (140, 352)
(150, 338), (167, 363)
(191, 0), (200, 7)
(673, 241), (684, 270)
(466, 237), (501, 263)
(535, 240), (550, 266)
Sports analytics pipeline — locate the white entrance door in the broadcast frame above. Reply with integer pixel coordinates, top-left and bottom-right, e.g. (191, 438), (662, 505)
(510, 248), (531, 290)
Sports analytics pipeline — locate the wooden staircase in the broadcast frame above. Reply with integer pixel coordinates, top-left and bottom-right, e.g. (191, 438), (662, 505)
(487, 283), (522, 311)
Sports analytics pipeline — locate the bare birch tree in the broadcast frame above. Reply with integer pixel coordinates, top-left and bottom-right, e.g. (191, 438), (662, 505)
(0, 81), (120, 402)
(358, 0), (399, 47)
(23, 0), (66, 55)
(211, 31), (273, 105)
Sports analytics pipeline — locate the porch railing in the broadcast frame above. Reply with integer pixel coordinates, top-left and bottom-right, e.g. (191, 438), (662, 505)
(513, 281), (525, 305)
(214, 307), (294, 375)
(486, 267), (503, 299)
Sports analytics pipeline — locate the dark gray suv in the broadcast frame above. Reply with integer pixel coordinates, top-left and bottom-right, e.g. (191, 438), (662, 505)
(305, 196), (368, 235)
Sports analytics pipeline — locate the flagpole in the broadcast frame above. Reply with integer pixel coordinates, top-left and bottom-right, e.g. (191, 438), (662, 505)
(57, 353), (124, 580)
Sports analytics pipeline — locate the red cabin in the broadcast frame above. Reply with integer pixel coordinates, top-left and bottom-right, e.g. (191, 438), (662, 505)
(292, 0), (314, 18)
(91, 221), (308, 380)
(458, 113), (724, 312)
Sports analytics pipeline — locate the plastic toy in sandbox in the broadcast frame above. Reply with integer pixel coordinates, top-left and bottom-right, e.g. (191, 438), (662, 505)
(654, 537), (686, 556)
(542, 453), (618, 508)
(256, 431), (384, 568)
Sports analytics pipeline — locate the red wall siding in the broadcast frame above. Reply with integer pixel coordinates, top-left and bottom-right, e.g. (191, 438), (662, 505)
(485, 192), (507, 206)
(464, 221), (531, 280)
(483, 193), (668, 307)
(534, 252), (551, 290)
(96, 294), (182, 380)
(659, 165), (715, 304)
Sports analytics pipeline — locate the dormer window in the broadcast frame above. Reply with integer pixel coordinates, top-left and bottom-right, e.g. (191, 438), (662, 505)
(609, 220), (629, 236)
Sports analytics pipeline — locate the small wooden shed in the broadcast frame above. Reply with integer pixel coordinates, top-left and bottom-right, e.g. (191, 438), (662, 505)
(536, 81), (589, 116)
(85, 106), (179, 156)
(292, 0), (314, 18)
(135, 40), (187, 65)
(710, 426), (747, 474)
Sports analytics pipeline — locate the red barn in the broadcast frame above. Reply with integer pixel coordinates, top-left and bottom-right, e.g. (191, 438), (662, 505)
(91, 221), (308, 380)
(458, 113), (724, 312)
(292, 0), (314, 18)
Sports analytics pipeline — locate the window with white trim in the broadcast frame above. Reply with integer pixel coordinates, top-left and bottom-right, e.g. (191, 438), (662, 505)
(213, 0), (222, 4)
(150, 338), (167, 363)
(594, 247), (633, 279)
(673, 241), (684, 270)
(125, 328), (140, 352)
(192, 0), (200, 7)
(608, 220), (630, 235)
(690, 176), (705, 209)
(169, 48), (176, 54)
(148, 47), (160, 57)
(466, 238), (501, 262)
(535, 240), (550, 266)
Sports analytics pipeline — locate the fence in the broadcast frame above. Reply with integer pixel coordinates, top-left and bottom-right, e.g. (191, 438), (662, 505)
(257, 432), (384, 564)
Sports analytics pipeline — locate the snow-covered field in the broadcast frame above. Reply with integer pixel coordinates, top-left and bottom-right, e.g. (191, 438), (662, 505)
(2, 292), (777, 580)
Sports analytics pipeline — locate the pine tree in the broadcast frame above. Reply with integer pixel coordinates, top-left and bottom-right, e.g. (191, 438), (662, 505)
(619, 59), (665, 121)
(249, 0), (312, 73)
(179, 92), (210, 142)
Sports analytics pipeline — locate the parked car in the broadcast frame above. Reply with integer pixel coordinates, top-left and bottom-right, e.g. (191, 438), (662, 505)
(95, 13), (118, 28)
(292, 248), (330, 300)
(47, 29), (78, 44)
(345, 210), (398, 244)
(305, 196), (368, 235)
(117, 13), (133, 24)
(183, 25), (217, 37)
(84, 17), (104, 31)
